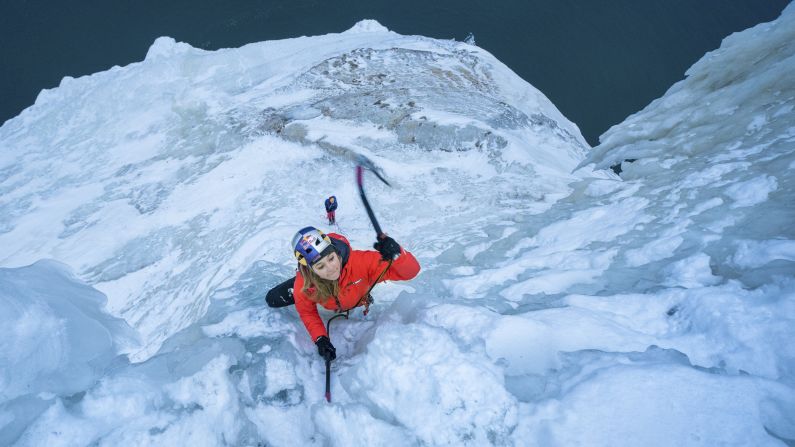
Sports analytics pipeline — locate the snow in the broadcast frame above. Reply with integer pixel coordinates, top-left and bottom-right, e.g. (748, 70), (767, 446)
(1, 6), (795, 446)
(732, 239), (795, 268)
(514, 363), (792, 446)
(0, 261), (135, 402)
(724, 174), (778, 208)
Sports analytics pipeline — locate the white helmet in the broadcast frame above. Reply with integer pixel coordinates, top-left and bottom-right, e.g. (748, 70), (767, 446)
(292, 226), (333, 266)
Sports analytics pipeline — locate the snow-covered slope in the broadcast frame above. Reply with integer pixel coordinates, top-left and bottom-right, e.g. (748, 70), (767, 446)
(0, 20), (590, 363)
(1, 7), (794, 446)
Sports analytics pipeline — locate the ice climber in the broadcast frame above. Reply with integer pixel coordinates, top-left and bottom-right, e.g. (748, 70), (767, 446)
(324, 196), (338, 225)
(265, 226), (420, 362)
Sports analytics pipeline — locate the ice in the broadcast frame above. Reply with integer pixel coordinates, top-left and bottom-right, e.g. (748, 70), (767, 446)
(661, 253), (721, 288)
(0, 262), (135, 400)
(343, 323), (518, 445)
(732, 239), (795, 268)
(2, 6), (795, 446)
(312, 403), (413, 446)
(724, 174), (778, 208)
(342, 19), (391, 34)
(0, 261), (135, 445)
(514, 362), (795, 446)
(0, 18), (589, 361)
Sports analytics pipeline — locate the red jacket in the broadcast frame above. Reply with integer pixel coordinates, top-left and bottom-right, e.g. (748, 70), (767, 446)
(294, 233), (420, 341)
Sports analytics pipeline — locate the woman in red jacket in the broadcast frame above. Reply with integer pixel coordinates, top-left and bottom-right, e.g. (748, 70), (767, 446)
(290, 226), (420, 362)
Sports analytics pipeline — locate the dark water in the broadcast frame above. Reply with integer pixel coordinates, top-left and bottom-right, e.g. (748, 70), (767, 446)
(1, 0), (789, 145)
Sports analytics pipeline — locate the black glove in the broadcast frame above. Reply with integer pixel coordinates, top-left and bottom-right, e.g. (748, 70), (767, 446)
(373, 235), (401, 261)
(315, 336), (336, 362)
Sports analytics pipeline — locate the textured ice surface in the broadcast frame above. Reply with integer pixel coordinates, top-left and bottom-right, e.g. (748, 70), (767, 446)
(2, 7), (795, 446)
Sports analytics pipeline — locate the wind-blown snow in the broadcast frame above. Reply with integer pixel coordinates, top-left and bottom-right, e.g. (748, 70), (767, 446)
(1, 5), (794, 446)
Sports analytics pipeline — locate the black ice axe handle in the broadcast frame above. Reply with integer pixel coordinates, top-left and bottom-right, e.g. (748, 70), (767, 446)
(356, 165), (389, 238)
(325, 360), (331, 403)
(324, 312), (349, 403)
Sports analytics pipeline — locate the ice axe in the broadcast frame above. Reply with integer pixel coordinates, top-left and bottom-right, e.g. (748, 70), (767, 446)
(324, 312), (348, 403)
(356, 163), (391, 239)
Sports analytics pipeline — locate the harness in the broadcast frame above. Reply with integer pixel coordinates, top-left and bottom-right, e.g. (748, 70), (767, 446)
(332, 259), (393, 316)
(360, 260), (393, 316)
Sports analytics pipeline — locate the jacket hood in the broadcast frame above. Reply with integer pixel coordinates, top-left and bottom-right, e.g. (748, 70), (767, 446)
(331, 236), (350, 268)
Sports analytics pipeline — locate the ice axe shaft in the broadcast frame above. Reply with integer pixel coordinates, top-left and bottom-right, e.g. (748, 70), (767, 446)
(356, 165), (386, 237)
(324, 313), (348, 403)
(325, 360), (331, 402)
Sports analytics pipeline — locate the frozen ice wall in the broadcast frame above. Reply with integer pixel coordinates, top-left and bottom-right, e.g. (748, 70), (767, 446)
(0, 261), (135, 445)
(580, 2), (795, 295)
(0, 20), (590, 362)
(1, 6), (795, 447)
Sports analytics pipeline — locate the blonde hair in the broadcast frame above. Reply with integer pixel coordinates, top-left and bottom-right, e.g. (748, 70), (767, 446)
(298, 263), (340, 304)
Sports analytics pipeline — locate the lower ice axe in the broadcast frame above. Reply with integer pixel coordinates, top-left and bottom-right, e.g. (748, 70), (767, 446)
(324, 312), (348, 403)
